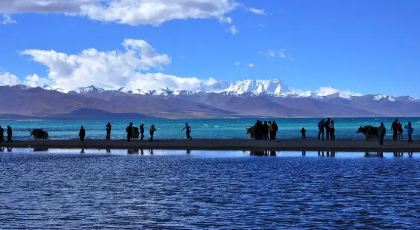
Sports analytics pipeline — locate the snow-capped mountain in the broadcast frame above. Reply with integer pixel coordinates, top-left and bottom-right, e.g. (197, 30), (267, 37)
(1, 81), (420, 119)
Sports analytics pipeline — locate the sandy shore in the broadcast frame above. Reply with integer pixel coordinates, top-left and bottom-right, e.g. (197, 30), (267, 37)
(0, 139), (419, 152)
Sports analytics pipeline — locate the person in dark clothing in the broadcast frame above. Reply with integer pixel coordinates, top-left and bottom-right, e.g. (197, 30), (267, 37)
(0, 126), (4, 143)
(324, 118), (331, 140)
(271, 121), (278, 140)
(79, 126), (85, 144)
(378, 122), (386, 146)
(181, 123), (193, 140)
(106, 122), (111, 140)
(317, 119), (325, 140)
(263, 121), (269, 140)
(391, 119), (398, 140)
(397, 122), (403, 141)
(140, 124), (145, 140)
(255, 120), (262, 140)
(329, 120), (335, 140)
(6, 126), (12, 143)
(301, 127), (307, 140)
(149, 125), (156, 142)
(405, 122), (414, 143)
(126, 122), (133, 142)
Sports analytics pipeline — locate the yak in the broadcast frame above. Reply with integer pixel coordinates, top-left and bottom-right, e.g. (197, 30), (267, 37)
(246, 126), (256, 140)
(30, 129), (49, 140)
(356, 125), (379, 141)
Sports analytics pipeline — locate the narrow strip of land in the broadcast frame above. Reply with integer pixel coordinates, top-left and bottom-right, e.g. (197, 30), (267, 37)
(1, 139), (419, 152)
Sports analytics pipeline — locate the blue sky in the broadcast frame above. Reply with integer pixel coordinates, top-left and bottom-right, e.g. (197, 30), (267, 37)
(0, 0), (419, 96)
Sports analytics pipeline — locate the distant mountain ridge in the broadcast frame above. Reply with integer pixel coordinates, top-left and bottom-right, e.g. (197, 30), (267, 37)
(0, 81), (419, 119)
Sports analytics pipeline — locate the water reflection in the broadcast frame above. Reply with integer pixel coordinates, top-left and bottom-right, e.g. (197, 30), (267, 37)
(318, 150), (336, 157)
(364, 152), (384, 157)
(127, 149), (139, 154)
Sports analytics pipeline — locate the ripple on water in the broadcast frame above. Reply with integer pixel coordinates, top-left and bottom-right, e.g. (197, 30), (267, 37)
(0, 151), (420, 229)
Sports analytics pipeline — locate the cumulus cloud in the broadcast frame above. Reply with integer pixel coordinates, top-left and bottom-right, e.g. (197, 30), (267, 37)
(0, 0), (238, 26)
(268, 50), (275, 57)
(248, 63), (254, 68)
(234, 61), (240, 66)
(0, 71), (21, 85)
(19, 38), (216, 91)
(229, 25), (239, 35)
(249, 8), (266, 15)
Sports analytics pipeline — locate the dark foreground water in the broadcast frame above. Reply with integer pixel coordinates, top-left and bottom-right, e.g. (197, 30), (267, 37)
(1, 149), (420, 229)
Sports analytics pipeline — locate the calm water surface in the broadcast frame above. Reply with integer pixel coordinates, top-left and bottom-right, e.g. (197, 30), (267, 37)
(0, 149), (419, 229)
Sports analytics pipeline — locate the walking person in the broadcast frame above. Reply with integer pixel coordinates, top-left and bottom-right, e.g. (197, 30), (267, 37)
(126, 122), (133, 142)
(6, 126), (12, 143)
(0, 126), (4, 143)
(149, 125), (157, 142)
(106, 122), (111, 140)
(329, 120), (336, 140)
(317, 119), (325, 140)
(271, 121), (278, 140)
(378, 122), (386, 146)
(391, 119), (398, 140)
(405, 122), (414, 143)
(301, 127), (307, 140)
(140, 124), (145, 140)
(181, 123), (193, 140)
(79, 126), (86, 144)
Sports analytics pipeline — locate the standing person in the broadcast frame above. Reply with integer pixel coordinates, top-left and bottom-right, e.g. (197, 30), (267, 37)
(0, 126), (4, 143)
(301, 127), (307, 140)
(263, 121), (269, 140)
(79, 126), (86, 144)
(329, 120), (335, 140)
(397, 121), (403, 141)
(405, 122), (414, 143)
(181, 123), (193, 140)
(271, 121), (278, 140)
(317, 119), (325, 140)
(268, 121), (273, 140)
(126, 122), (133, 142)
(140, 124), (145, 140)
(106, 122), (112, 140)
(6, 126), (12, 143)
(324, 118), (331, 140)
(378, 122), (386, 146)
(391, 119), (398, 140)
(149, 125), (157, 142)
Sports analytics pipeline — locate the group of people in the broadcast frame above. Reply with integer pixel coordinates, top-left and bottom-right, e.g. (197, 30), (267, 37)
(0, 125), (13, 143)
(316, 118), (336, 141)
(379, 119), (414, 145)
(253, 120), (279, 140)
(125, 122), (157, 142)
(391, 119), (414, 142)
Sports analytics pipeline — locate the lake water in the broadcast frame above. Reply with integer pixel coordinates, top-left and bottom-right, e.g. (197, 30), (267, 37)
(0, 117), (419, 141)
(0, 149), (419, 229)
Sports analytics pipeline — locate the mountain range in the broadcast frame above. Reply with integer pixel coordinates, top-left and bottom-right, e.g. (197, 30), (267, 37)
(0, 79), (419, 119)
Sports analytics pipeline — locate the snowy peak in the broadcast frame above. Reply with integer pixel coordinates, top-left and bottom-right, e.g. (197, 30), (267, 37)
(220, 79), (288, 95)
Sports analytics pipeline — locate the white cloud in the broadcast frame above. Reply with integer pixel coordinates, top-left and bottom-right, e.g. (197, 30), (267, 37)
(19, 38), (215, 91)
(279, 49), (287, 59)
(249, 8), (266, 15)
(248, 63), (254, 68)
(219, 16), (233, 24)
(259, 23), (264, 28)
(234, 61), (240, 66)
(229, 25), (239, 35)
(268, 50), (275, 57)
(0, 0), (238, 26)
(1, 15), (16, 24)
(0, 71), (21, 85)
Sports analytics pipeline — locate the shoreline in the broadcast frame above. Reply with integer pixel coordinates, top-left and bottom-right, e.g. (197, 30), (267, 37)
(1, 139), (419, 152)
